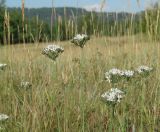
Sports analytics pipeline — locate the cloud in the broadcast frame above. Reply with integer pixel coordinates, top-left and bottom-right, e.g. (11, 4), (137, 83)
(84, 2), (106, 12)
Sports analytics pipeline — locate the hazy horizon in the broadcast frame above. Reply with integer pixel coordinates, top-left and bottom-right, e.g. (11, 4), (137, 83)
(5, 0), (158, 13)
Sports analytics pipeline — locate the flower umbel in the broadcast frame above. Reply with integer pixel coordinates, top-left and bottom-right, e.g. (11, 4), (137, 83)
(71, 34), (90, 48)
(136, 65), (153, 74)
(42, 44), (64, 60)
(0, 64), (7, 70)
(123, 70), (134, 78)
(20, 81), (32, 90)
(0, 114), (9, 121)
(101, 88), (125, 105)
(105, 68), (135, 83)
(104, 68), (124, 83)
(0, 126), (4, 130)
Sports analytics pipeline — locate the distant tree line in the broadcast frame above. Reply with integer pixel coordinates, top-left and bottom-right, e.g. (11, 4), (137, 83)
(0, 7), (51, 44)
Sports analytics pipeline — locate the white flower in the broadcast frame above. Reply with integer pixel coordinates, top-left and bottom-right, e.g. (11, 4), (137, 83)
(71, 34), (90, 48)
(0, 126), (5, 130)
(74, 34), (84, 40)
(136, 65), (153, 74)
(0, 64), (7, 70)
(108, 68), (124, 76)
(104, 72), (112, 83)
(0, 114), (9, 121)
(101, 88), (125, 104)
(104, 68), (124, 83)
(42, 44), (64, 60)
(123, 70), (134, 77)
(105, 68), (135, 82)
(20, 81), (32, 89)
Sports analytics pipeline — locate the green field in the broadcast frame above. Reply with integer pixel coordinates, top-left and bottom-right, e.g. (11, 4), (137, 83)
(0, 36), (160, 131)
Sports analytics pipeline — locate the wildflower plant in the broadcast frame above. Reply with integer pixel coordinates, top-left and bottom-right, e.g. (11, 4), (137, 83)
(20, 81), (32, 90)
(101, 88), (125, 122)
(105, 68), (135, 83)
(104, 68), (124, 83)
(71, 34), (90, 48)
(122, 70), (134, 80)
(135, 65), (153, 76)
(42, 44), (64, 61)
(101, 88), (125, 106)
(0, 114), (9, 131)
(0, 114), (9, 121)
(0, 126), (4, 130)
(0, 64), (7, 70)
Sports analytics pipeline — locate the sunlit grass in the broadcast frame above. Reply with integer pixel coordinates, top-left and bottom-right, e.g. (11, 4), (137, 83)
(0, 36), (160, 131)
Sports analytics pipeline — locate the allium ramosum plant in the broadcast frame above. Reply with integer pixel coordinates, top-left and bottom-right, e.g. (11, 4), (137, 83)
(0, 114), (9, 131)
(135, 65), (153, 76)
(101, 88), (125, 106)
(42, 44), (64, 61)
(0, 114), (9, 121)
(0, 64), (7, 70)
(105, 68), (134, 83)
(101, 88), (125, 116)
(71, 34), (90, 48)
(104, 68), (124, 83)
(101, 88), (125, 130)
(20, 81), (32, 90)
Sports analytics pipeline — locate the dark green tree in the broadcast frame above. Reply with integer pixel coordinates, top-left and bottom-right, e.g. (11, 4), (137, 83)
(0, 0), (5, 44)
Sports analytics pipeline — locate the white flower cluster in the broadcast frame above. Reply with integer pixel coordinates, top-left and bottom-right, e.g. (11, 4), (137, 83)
(101, 88), (125, 104)
(105, 68), (134, 83)
(0, 114), (9, 121)
(123, 70), (134, 77)
(136, 65), (153, 74)
(102, 65), (153, 106)
(0, 64), (7, 70)
(0, 126), (4, 130)
(42, 44), (64, 60)
(20, 81), (32, 89)
(105, 68), (123, 83)
(71, 34), (90, 48)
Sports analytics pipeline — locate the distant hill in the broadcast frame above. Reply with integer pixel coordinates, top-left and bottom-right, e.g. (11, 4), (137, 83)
(7, 7), (140, 24)
(0, 7), (146, 44)
(8, 7), (87, 24)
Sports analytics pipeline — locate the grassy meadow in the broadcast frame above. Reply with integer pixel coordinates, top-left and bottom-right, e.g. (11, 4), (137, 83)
(0, 35), (160, 131)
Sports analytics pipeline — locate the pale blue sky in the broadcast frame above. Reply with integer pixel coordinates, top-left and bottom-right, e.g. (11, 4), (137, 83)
(6, 0), (158, 12)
